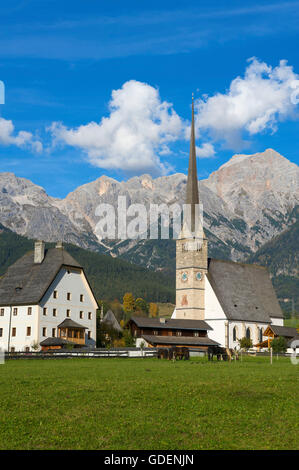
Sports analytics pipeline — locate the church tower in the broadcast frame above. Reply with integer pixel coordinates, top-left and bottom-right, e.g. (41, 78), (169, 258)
(175, 97), (208, 320)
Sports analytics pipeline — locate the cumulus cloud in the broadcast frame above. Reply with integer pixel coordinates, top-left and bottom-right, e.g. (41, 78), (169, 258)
(0, 117), (42, 152)
(196, 142), (215, 158)
(50, 80), (183, 174)
(195, 58), (299, 148)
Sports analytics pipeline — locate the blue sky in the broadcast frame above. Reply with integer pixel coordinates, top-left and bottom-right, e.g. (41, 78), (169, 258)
(0, 0), (298, 198)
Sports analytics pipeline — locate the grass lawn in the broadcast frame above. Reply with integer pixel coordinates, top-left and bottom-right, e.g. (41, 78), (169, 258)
(0, 356), (299, 450)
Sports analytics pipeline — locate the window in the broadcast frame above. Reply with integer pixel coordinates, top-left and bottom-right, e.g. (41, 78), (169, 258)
(233, 327), (237, 342)
(43, 307), (47, 316)
(0, 308), (4, 316)
(42, 327), (47, 337)
(26, 327), (31, 336)
(88, 312), (92, 320)
(12, 328), (16, 337)
(66, 309), (70, 318)
(52, 328), (56, 338)
(176, 331), (182, 336)
(79, 311), (83, 319)
(153, 330), (158, 335)
(27, 307), (32, 315)
(10, 347), (15, 352)
(87, 331), (91, 340)
(259, 328), (263, 343)
(194, 332), (199, 337)
(67, 292), (71, 301)
(246, 327), (251, 340)
(25, 347), (30, 352)
(53, 290), (58, 299)
(0, 328), (3, 337)
(13, 308), (18, 316)
(80, 294), (84, 302)
(53, 308), (57, 317)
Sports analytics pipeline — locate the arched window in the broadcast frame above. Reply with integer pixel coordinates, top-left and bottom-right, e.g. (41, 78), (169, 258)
(246, 327), (251, 340)
(233, 326), (237, 342)
(259, 328), (263, 343)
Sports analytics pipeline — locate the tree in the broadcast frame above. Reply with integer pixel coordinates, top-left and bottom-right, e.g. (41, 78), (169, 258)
(97, 321), (121, 348)
(31, 341), (39, 351)
(238, 336), (253, 350)
(123, 292), (135, 314)
(123, 329), (136, 347)
(149, 302), (159, 318)
(271, 336), (287, 354)
(135, 297), (149, 314)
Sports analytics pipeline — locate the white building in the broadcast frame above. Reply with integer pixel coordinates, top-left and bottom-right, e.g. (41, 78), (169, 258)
(0, 241), (98, 352)
(203, 258), (284, 349)
(172, 98), (285, 350)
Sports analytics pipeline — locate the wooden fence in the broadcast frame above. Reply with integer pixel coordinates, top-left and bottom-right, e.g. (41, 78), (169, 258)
(4, 347), (157, 360)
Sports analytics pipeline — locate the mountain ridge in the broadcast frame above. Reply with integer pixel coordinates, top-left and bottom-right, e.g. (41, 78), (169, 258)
(0, 148), (297, 273)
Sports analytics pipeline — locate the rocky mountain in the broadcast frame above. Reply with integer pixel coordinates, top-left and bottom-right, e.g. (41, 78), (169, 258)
(0, 149), (298, 274)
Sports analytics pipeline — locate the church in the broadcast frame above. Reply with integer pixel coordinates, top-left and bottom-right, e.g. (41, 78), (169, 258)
(133, 98), (285, 351)
(171, 97), (284, 349)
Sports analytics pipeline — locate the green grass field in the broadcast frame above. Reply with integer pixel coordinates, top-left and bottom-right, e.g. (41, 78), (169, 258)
(1, 356), (299, 450)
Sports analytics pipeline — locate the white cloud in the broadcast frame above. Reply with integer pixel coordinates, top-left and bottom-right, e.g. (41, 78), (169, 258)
(50, 80), (183, 174)
(196, 142), (215, 158)
(195, 58), (299, 148)
(0, 117), (42, 152)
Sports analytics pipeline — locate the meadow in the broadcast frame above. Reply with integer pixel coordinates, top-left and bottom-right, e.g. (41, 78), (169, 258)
(0, 356), (299, 450)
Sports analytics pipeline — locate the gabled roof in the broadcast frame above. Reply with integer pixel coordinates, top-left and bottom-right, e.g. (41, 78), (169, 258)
(40, 337), (73, 347)
(129, 315), (212, 331)
(58, 318), (87, 329)
(102, 309), (122, 332)
(0, 247), (81, 306)
(142, 335), (219, 347)
(266, 325), (299, 338)
(207, 258), (283, 323)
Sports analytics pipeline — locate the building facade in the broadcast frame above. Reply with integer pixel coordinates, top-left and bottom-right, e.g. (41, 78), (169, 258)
(172, 99), (284, 349)
(0, 241), (98, 351)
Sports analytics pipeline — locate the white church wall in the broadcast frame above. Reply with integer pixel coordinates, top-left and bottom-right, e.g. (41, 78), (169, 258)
(270, 317), (284, 326)
(204, 275), (227, 346)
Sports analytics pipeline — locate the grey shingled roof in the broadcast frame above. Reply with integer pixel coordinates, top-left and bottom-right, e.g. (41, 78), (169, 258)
(103, 309), (122, 332)
(207, 258), (283, 323)
(142, 335), (219, 346)
(39, 337), (73, 347)
(269, 325), (299, 338)
(58, 318), (87, 329)
(130, 315), (212, 331)
(0, 247), (81, 306)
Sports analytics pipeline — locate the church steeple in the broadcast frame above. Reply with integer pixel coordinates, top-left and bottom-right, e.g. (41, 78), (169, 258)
(185, 95), (199, 232)
(174, 95), (208, 321)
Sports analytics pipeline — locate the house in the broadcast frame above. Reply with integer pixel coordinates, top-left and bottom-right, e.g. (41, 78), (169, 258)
(255, 324), (299, 351)
(171, 97), (284, 349)
(127, 315), (219, 351)
(0, 241), (98, 352)
(102, 309), (122, 333)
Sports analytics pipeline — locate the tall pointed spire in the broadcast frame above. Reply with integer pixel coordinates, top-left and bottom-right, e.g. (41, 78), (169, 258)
(185, 94), (199, 232)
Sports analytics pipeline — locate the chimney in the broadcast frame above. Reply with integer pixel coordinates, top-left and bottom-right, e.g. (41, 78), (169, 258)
(55, 241), (63, 249)
(34, 240), (45, 264)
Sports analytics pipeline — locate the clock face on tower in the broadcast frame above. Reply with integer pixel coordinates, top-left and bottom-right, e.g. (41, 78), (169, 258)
(196, 271), (202, 281)
(181, 272), (188, 282)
